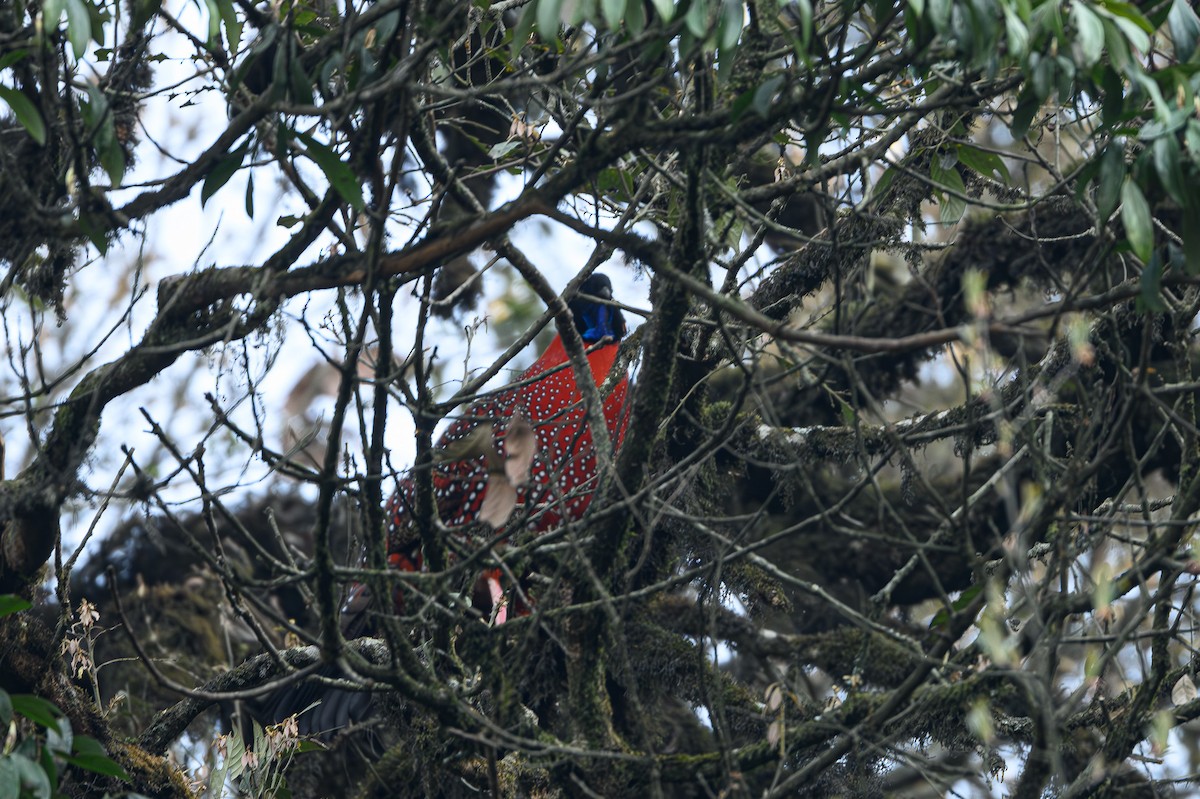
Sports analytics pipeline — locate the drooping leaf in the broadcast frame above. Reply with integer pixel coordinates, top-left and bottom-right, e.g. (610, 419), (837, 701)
(1009, 88), (1040, 139)
(42, 0), (66, 33)
(752, 74), (785, 118)
(63, 0), (92, 58)
(200, 0), (221, 44)
(63, 737), (129, 781)
(10, 695), (61, 730)
(10, 754), (50, 799)
(1095, 142), (1125, 221)
(131, 0), (162, 28)
(0, 756), (17, 799)
(1153, 135), (1186, 205)
(600, 0), (623, 29)
(0, 49), (29, 70)
(1120, 177), (1154, 263)
(296, 131), (365, 211)
(1003, 5), (1029, 58)
(685, 0), (709, 39)
(1071, 2), (1105, 67)
(717, 0), (742, 51)
(536, 0), (563, 38)
(1138, 251), (1168, 311)
(1168, 0), (1200, 61)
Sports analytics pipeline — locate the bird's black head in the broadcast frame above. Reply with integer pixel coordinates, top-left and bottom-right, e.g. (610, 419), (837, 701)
(569, 273), (627, 344)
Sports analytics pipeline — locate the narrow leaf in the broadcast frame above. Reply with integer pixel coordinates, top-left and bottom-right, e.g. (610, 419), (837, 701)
(11, 695), (61, 730)
(201, 137), (251, 206)
(0, 594), (33, 617)
(63, 0), (91, 58)
(1153, 135), (1186, 205)
(1120, 177), (1153, 263)
(1095, 142), (1125, 221)
(536, 0), (563, 37)
(296, 131), (365, 211)
(1071, 2), (1104, 67)
(62, 753), (129, 781)
(1168, 0), (1200, 61)
(601, 0), (623, 28)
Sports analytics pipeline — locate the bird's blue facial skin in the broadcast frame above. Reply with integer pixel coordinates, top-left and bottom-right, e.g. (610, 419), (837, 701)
(579, 304), (621, 343)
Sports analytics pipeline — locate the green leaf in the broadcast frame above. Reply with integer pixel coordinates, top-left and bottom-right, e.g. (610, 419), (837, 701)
(1095, 141), (1125, 221)
(1168, 0), (1200, 61)
(510, 1), (536, 59)
(42, 0), (65, 33)
(0, 49), (28, 70)
(224, 730), (245, 783)
(0, 594), (32, 617)
(536, 0), (563, 37)
(1186, 119), (1200, 158)
(789, 0), (813, 50)
(296, 131), (365, 211)
(685, 0), (709, 39)
(1120, 178), (1153, 263)
(717, 0), (742, 51)
(872, 165), (897, 200)
(10, 754), (50, 799)
(11, 695), (61, 730)
(1138, 251), (1168, 311)
(930, 584), (982, 629)
(650, 0), (674, 21)
(487, 139), (522, 160)
(600, 0), (623, 28)
(1153, 135), (1186, 205)
(838, 397), (855, 426)
(1003, 5), (1029, 59)
(0, 690), (11, 728)
(131, 0), (162, 27)
(1182, 203), (1200, 274)
(625, 0), (645, 34)
(97, 136), (125, 187)
(751, 74), (785, 118)
(77, 213), (109, 254)
(64, 738), (129, 782)
(1100, 65), (1125, 126)
(927, 0), (951, 32)
(1097, 2), (1151, 54)
(1071, 2), (1105, 67)
(218, 0), (242, 51)
(63, 0), (91, 58)
(202, 137), (251, 207)
(1010, 89), (1040, 139)
(930, 157), (967, 225)
(0, 757), (17, 799)
(200, 0), (221, 44)
(956, 144), (1010, 182)
(245, 171), (255, 218)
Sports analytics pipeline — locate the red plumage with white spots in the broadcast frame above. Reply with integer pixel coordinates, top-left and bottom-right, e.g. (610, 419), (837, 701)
(385, 273), (630, 616)
(256, 274), (631, 735)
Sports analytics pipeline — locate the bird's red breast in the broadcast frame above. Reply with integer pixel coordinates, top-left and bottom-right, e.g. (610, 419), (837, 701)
(386, 336), (629, 577)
